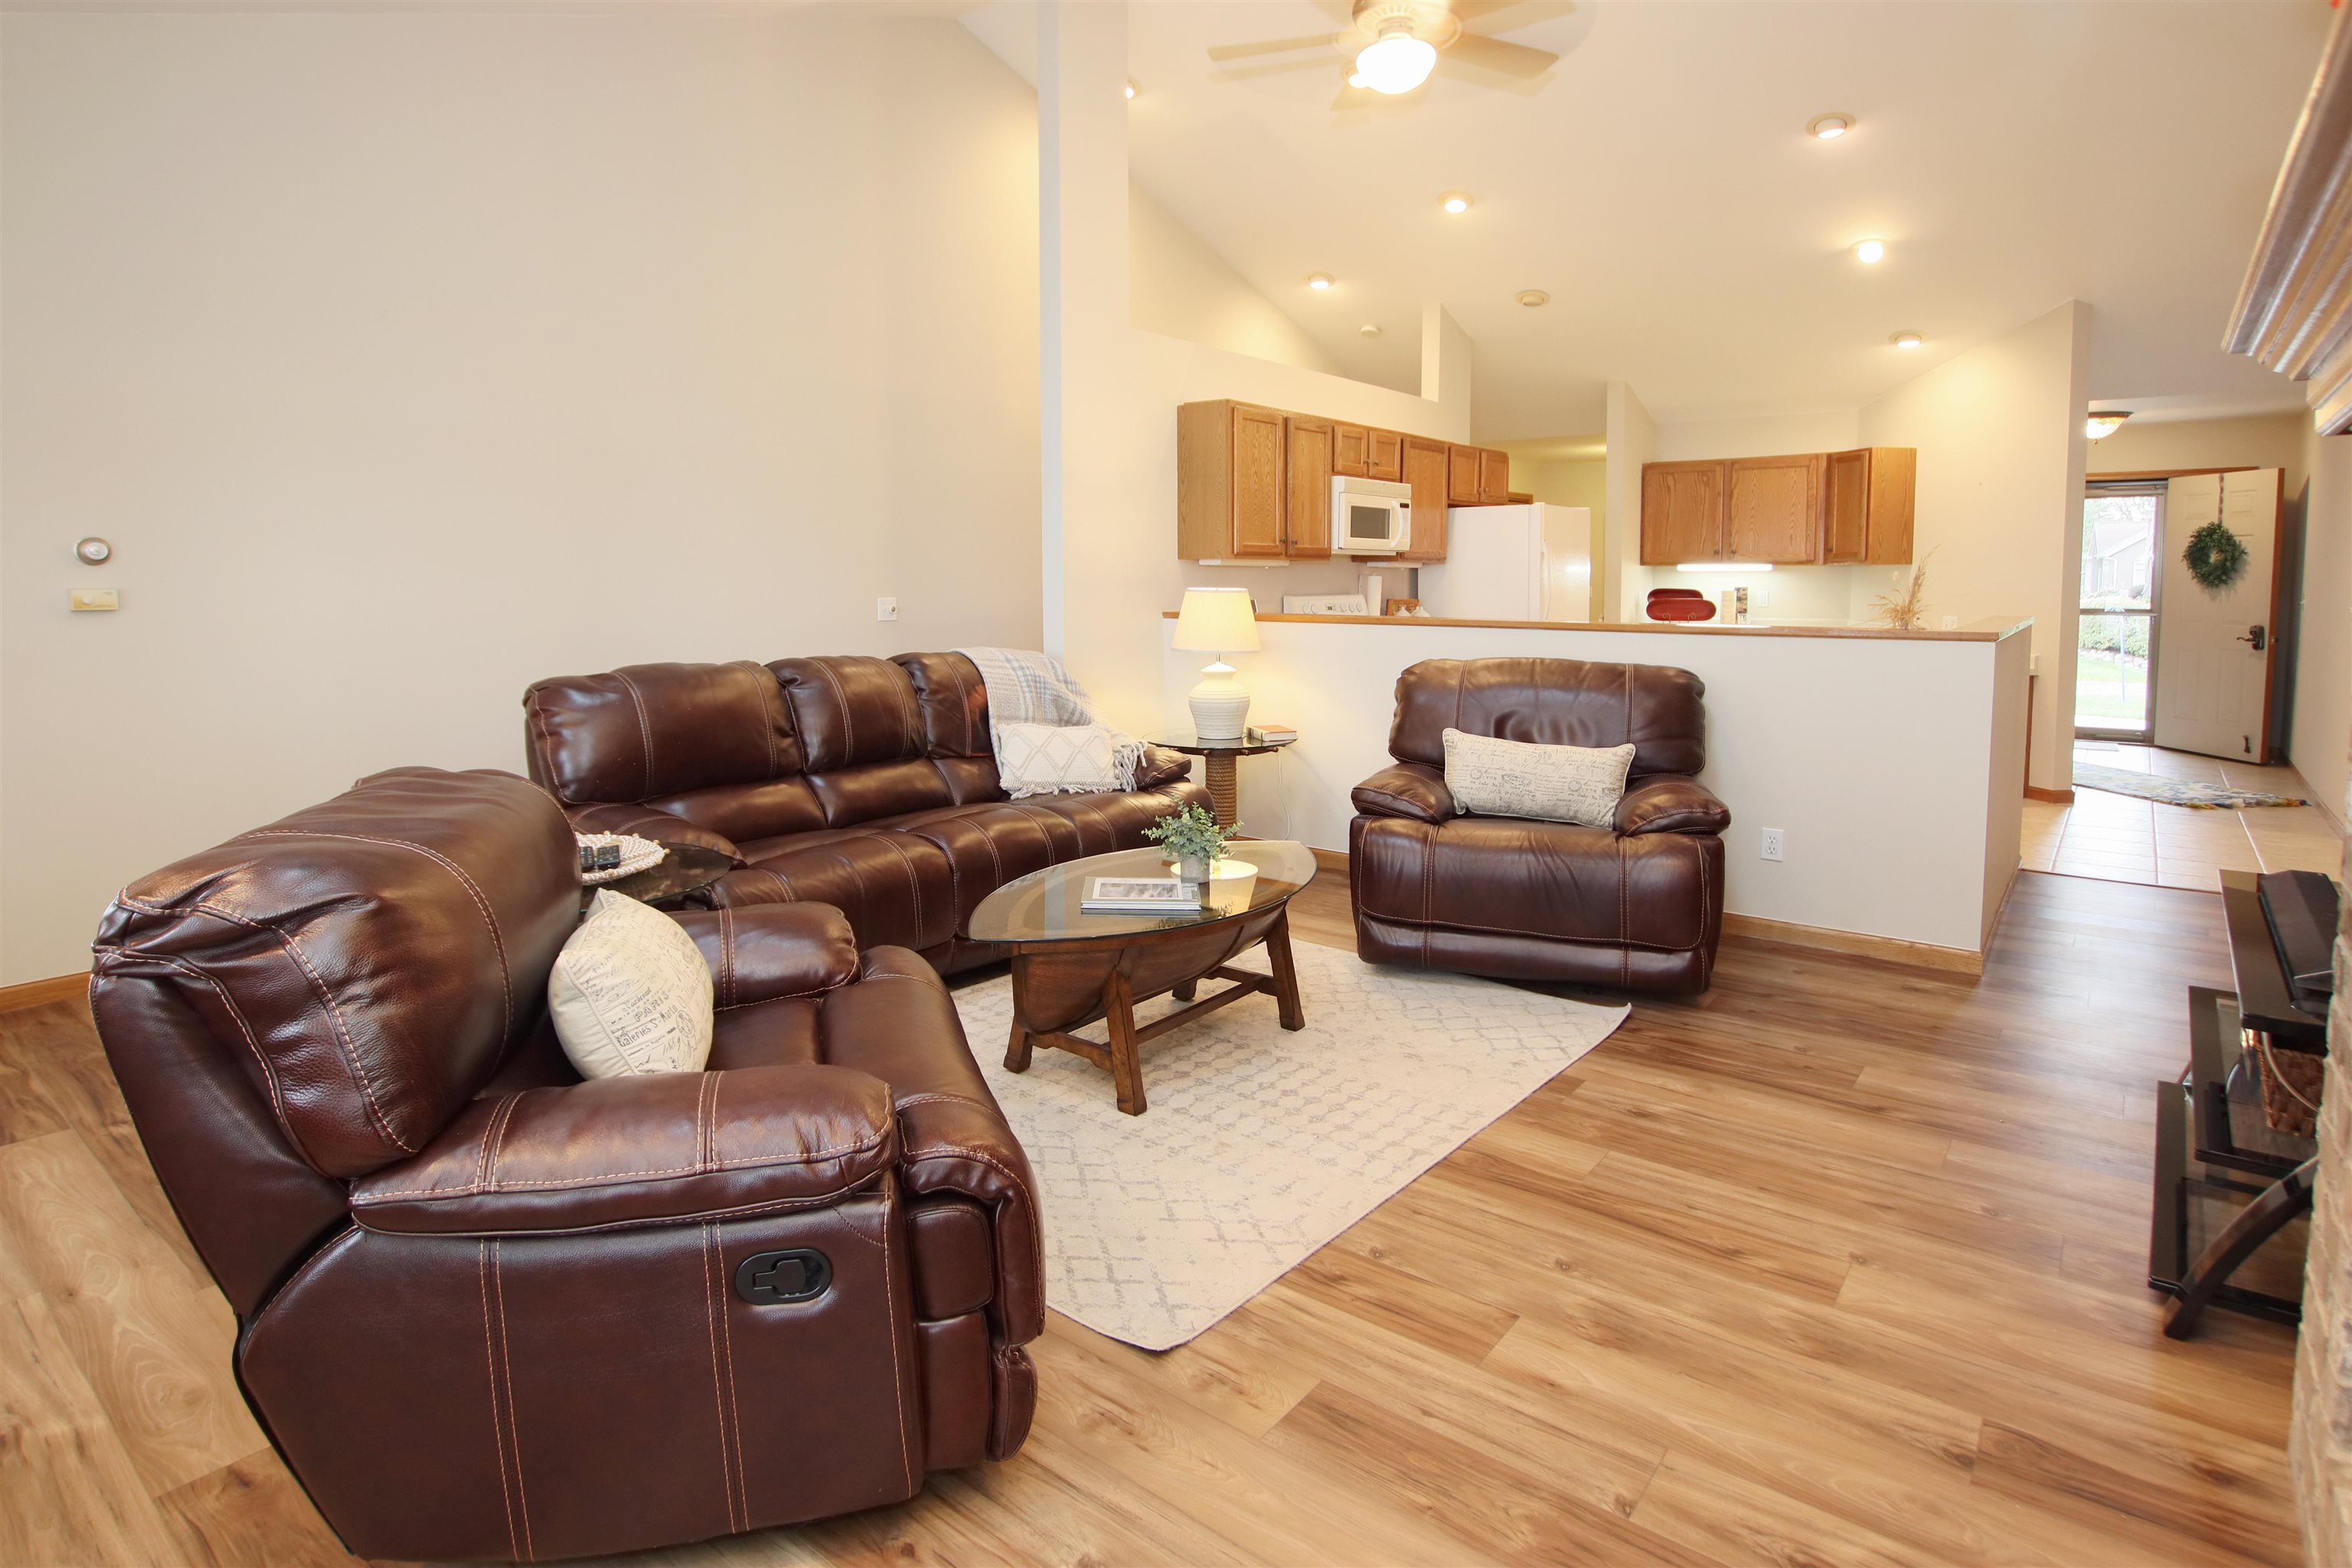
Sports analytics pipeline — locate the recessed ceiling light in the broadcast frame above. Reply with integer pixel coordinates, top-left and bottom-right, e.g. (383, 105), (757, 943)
(1360, 323), (1382, 337)
(1441, 191), (1472, 214)
(1853, 238), (1886, 264)
(1517, 289), (1550, 307)
(1890, 330), (1924, 349)
(1308, 273), (1334, 290)
(2085, 410), (2133, 441)
(1125, 78), (1138, 100)
(1808, 113), (1854, 140)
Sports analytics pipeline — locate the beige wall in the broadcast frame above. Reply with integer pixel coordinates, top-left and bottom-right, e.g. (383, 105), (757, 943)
(0, 7), (1047, 982)
(1651, 409), (1860, 463)
(2296, 428), (2352, 824)
(1603, 382), (1657, 622)
(1858, 302), (2092, 792)
(1129, 184), (1335, 377)
(2086, 411), (2306, 487)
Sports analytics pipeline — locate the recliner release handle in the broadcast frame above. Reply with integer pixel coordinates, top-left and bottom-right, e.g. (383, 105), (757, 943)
(734, 1248), (831, 1305)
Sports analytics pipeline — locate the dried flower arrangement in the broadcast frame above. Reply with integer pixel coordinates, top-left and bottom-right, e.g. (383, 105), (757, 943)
(1871, 547), (1939, 630)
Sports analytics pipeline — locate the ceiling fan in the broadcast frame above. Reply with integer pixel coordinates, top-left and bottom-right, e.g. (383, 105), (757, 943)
(1206, 0), (1563, 109)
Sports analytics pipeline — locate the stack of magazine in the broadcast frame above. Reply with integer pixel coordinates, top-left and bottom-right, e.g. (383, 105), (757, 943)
(1080, 875), (1201, 913)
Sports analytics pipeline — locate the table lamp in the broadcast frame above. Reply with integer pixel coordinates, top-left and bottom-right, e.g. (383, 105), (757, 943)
(1172, 586), (1262, 740)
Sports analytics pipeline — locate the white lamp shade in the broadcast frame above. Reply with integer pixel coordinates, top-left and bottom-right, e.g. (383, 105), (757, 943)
(1172, 587), (1262, 653)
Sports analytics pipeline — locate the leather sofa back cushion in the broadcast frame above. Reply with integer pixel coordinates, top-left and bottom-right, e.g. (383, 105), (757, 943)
(772, 657), (929, 773)
(1390, 657), (1707, 779)
(90, 768), (580, 1178)
(527, 661), (802, 804)
(894, 652), (995, 760)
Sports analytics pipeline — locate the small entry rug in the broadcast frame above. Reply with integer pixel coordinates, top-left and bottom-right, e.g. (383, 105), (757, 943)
(2073, 761), (2306, 809)
(951, 941), (1626, 1351)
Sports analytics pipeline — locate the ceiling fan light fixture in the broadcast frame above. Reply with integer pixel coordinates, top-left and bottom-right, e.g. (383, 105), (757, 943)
(1354, 22), (1438, 95)
(1308, 273), (1335, 290)
(1890, 330), (1924, 349)
(1853, 238), (1886, 263)
(1441, 191), (1472, 214)
(2085, 410), (2133, 441)
(1808, 113), (1854, 140)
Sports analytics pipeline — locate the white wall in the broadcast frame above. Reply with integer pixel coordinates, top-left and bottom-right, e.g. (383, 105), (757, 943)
(1858, 302), (2091, 791)
(2297, 429), (2352, 822)
(0, 7), (1046, 982)
(1602, 382), (1657, 622)
(1129, 182), (1336, 377)
(1165, 619), (2030, 954)
(1651, 409), (1860, 463)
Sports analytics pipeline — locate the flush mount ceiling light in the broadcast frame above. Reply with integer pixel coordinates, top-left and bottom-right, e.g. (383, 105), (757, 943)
(1853, 238), (1886, 263)
(1352, 18), (1439, 93)
(1517, 289), (1550, 307)
(1125, 78), (1138, 100)
(1890, 330), (1924, 349)
(1440, 191), (1472, 214)
(1808, 113), (1854, 139)
(2085, 410), (2133, 441)
(1308, 273), (1335, 290)
(1360, 323), (1382, 336)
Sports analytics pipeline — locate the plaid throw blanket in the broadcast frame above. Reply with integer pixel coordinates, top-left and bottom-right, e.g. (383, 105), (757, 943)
(956, 648), (1142, 792)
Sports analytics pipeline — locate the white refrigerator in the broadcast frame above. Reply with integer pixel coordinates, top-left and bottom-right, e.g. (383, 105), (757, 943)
(1416, 504), (1590, 621)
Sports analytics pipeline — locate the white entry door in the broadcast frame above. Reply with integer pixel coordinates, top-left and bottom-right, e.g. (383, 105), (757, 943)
(2153, 469), (2282, 762)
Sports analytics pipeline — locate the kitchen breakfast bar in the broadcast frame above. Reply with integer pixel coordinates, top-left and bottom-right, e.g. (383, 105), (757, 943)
(1160, 612), (2033, 970)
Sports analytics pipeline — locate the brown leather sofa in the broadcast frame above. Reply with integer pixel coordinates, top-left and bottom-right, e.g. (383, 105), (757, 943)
(1350, 657), (1730, 994)
(524, 653), (1207, 972)
(89, 767), (1043, 1563)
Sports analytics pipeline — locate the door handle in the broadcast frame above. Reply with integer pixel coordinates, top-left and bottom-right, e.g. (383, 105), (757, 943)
(2239, 625), (2268, 651)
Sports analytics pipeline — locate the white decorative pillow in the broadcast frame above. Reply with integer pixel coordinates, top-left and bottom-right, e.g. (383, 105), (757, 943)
(996, 721), (1120, 799)
(1441, 728), (1636, 829)
(547, 890), (714, 1079)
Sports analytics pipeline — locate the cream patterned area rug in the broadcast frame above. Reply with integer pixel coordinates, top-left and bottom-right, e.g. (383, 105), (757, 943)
(951, 941), (1627, 1351)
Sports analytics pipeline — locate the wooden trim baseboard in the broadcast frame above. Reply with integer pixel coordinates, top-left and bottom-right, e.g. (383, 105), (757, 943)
(0, 971), (90, 1014)
(1310, 847), (1349, 876)
(2025, 785), (2075, 805)
(1721, 913), (1984, 976)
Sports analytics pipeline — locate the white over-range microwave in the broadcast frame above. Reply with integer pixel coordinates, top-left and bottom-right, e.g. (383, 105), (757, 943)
(1331, 475), (1412, 555)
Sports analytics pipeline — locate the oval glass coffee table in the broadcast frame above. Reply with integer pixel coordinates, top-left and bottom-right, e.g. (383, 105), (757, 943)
(966, 841), (1318, 1115)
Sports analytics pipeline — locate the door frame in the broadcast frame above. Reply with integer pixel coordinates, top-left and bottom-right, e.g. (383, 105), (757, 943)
(2074, 480), (2168, 743)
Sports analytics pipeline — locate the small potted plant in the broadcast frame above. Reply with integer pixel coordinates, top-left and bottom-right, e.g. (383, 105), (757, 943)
(1144, 802), (1240, 884)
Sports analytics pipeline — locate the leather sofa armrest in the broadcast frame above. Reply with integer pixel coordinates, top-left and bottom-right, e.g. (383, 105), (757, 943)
(670, 904), (859, 1008)
(1134, 744), (1194, 791)
(1615, 774), (1731, 837)
(563, 800), (745, 866)
(349, 1064), (895, 1236)
(1351, 761), (1456, 825)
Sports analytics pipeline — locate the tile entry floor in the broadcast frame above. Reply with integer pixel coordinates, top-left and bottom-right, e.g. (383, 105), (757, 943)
(2023, 741), (2343, 890)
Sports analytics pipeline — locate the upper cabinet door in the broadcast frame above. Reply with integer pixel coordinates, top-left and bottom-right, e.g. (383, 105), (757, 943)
(1724, 454), (1825, 564)
(1478, 448), (1511, 505)
(1446, 444), (1484, 505)
(1284, 416), (1334, 558)
(1332, 423), (1371, 479)
(1229, 404), (1289, 558)
(1402, 437), (1450, 560)
(1640, 461), (1726, 564)
(1824, 449), (1870, 564)
(1367, 429), (1406, 482)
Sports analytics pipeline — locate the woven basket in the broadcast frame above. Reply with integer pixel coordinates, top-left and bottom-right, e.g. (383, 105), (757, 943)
(2251, 1033), (2324, 1139)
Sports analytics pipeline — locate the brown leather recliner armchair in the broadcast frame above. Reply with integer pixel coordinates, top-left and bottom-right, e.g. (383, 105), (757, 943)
(1349, 657), (1731, 994)
(89, 767), (1041, 1563)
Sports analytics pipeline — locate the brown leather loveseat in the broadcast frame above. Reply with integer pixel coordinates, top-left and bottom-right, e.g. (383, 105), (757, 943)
(1350, 657), (1731, 994)
(90, 767), (1042, 1563)
(525, 653), (1207, 972)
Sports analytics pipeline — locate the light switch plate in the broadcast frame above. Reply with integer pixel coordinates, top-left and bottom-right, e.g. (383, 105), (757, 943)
(876, 596), (898, 622)
(70, 588), (119, 612)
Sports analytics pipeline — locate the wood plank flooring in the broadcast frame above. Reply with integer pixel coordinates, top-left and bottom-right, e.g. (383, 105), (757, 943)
(0, 871), (2303, 1566)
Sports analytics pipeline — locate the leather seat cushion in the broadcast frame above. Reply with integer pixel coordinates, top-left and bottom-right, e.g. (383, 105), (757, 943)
(730, 828), (959, 952)
(1352, 815), (1712, 952)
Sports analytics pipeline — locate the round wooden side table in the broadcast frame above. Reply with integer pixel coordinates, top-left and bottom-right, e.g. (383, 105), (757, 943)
(1145, 731), (1295, 827)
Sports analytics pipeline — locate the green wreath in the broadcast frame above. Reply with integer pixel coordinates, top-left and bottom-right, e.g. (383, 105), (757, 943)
(2183, 521), (2248, 591)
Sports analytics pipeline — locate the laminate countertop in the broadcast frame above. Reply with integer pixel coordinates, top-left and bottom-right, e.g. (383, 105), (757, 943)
(1159, 611), (2034, 644)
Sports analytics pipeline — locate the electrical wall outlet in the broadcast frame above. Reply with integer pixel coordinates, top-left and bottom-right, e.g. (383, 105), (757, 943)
(1760, 827), (1785, 861)
(876, 596), (897, 622)
(1941, 614), (1959, 630)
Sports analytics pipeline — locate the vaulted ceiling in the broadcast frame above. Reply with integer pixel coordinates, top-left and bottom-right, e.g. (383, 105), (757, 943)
(969, 0), (2329, 437)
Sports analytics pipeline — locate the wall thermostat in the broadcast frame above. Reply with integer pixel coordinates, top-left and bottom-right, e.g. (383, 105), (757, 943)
(75, 537), (111, 564)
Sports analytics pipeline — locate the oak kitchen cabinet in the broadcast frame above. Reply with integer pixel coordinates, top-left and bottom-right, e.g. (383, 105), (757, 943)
(1639, 447), (1915, 566)
(1178, 400), (1506, 563)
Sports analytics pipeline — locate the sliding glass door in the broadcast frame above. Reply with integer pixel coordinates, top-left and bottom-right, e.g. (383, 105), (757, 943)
(2076, 485), (2164, 738)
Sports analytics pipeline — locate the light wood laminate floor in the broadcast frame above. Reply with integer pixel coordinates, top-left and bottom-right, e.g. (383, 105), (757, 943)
(1, 871), (2304, 1567)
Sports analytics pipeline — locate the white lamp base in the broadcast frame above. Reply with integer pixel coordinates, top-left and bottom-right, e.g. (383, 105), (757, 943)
(1187, 660), (1250, 740)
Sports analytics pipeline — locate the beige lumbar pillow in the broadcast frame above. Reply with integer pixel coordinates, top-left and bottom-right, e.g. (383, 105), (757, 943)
(1441, 727), (1636, 829)
(548, 890), (715, 1078)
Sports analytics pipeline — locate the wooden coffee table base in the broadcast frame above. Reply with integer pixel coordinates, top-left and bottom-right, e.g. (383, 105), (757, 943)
(1001, 909), (1304, 1115)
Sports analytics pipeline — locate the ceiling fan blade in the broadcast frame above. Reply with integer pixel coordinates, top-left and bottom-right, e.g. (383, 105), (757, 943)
(1207, 32), (1340, 64)
(1444, 33), (1560, 79)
